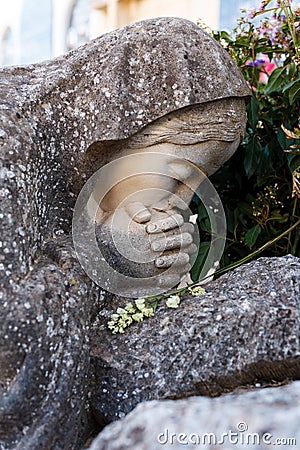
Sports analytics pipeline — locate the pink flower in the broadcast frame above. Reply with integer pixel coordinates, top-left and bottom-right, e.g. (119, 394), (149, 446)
(259, 0), (268, 11)
(259, 61), (276, 83)
(265, 61), (276, 73)
(247, 8), (256, 18)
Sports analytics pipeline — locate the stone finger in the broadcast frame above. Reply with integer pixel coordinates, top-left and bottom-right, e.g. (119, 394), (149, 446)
(152, 222), (194, 239)
(155, 252), (190, 269)
(185, 243), (198, 255)
(180, 222), (194, 234)
(146, 213), (184, 234)
(151, 232), (193, 252)
(125, 202), (151, 223)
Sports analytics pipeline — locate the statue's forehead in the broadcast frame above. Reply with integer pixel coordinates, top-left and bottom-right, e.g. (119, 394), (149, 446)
(125, 98), (247, 148)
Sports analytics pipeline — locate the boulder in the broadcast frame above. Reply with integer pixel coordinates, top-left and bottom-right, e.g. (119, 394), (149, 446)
(88, 381), (300, 450)
(90, 255), (300, 424)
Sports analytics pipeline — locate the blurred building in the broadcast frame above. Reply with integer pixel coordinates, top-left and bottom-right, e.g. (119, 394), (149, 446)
(0, 0), (251, 67)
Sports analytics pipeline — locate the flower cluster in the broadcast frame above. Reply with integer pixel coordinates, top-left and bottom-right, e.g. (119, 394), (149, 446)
(166, 295), (181, 308)
(252, 184), (285, 225)
(259, 13), (296, 52)
(211, 0), (299, 261)
(188, 285), (206, 296)
(246, 57), (276, 83)
(107, 298), (155, 334)
(107, 286), (206, 333)
(237, 1), (299, 67)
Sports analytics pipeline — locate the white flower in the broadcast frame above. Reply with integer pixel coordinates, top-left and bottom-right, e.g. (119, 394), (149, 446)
(142, 307), (155, 317)
(135, 298), (146, 310)
(125, 303), (136, 313)
(166, 295), (181, 308)
(132, 312), (144, 322)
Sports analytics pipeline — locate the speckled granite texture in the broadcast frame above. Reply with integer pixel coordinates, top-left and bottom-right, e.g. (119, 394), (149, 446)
(88, 381), (300, 450)
(90, 255), (300, 424)
(0, 15), (270, 450)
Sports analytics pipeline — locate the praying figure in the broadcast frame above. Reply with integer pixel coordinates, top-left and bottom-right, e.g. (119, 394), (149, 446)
(81, 98), (247, 296)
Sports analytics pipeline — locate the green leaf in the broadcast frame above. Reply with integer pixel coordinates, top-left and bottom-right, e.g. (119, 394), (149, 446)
(235, 37), (251, 47)
(277, 126), (293, 151)
(247, 94), (259, 129)
(286, 154), (300, 173)
(244, 137), (262, 178)
(191, 242), (210, 281)
(219, 30), (232, 41)
(245, 224), (261, 248)
(289, 82), (300, 105)
(197, 202), (208, 220)
(288, 62), (297, 79)
(268, 212), (289, 223)
(197, 203), (211, 233)
(239, 201), (254, 218)
(282, 77), (300, 92)
(264, 66), (286, 94)
(225, 208), (235, 234)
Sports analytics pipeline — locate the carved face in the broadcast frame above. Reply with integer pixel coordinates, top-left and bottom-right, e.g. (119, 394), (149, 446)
(84, 100), (247, 294)
(98, 140), (239, 214)
(95, 98), (246, 216)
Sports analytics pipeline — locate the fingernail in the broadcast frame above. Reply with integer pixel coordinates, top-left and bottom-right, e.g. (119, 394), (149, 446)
(155, 257), (165, 267)
(151, 240), (166, 252)
(134, 209), (151, 223)
(147, 222), (158, 233)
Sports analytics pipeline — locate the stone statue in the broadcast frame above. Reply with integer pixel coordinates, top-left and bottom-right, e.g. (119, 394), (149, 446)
(82, 98), (247, 295)
(0, 17), (250, 449)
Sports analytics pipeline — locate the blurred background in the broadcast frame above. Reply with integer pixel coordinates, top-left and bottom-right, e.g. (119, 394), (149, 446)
(0, 0), (256, 67)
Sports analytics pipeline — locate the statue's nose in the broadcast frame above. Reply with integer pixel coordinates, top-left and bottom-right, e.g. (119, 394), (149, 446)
(167, 160), (193, 181)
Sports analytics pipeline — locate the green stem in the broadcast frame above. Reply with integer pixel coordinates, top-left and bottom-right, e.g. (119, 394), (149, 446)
(287, 197), (299, 253)
(198, 217), (300, 282)
(252, 7), (279, 17)
(146, 218), (300, 303)
(280, 1), (299, 60)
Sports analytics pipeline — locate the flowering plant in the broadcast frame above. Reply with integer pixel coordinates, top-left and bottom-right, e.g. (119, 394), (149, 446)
(191, 0), (300, 276)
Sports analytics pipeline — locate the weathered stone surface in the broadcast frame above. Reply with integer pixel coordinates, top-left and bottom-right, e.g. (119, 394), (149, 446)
(90, 255), (300, 424)
(0, 17), (250, 149)
(88, 381), (300, 450)
(0, 239), (95, 450)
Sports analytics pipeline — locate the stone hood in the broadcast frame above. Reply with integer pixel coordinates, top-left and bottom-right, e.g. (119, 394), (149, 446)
(0, 17), (251, 147)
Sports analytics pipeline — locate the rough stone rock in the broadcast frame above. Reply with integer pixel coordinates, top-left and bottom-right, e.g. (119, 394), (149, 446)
(0, 15), (248, 450)
(0, 239), (95, 450)
(88, 381), (300, 450)
(90, 255), (300, 424)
